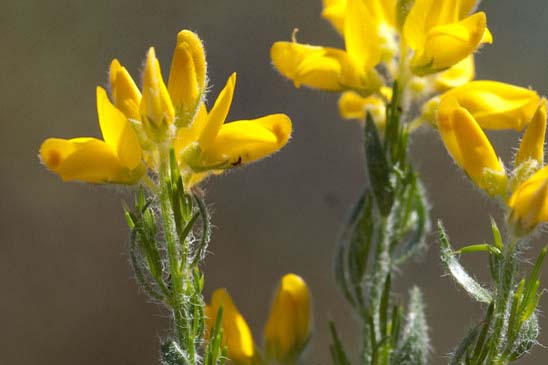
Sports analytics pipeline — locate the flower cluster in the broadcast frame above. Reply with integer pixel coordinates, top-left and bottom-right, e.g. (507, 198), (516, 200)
(435, 81), (546, 233)
(206, 274), (311, 365)
(40, 30), (292, 188)
(271, 0), (491, 125)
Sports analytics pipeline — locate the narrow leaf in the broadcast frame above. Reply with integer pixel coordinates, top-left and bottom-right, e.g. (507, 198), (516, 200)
(365, 113), (394, 216)
(439, 221), (493, 304)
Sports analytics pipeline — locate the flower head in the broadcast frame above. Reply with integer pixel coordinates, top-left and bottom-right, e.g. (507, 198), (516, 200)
(41, 29), (292, 189)
(271, 0), (492, 124)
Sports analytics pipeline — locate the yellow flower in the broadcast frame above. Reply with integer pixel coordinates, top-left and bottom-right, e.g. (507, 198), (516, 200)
(271, 0), (385, 95)
(437, 96), (507, 196)
(264, 274), (311, 363)
(508, 165), (548, 233)
(176, 73), (292, 186)
(111, 30), (207, 143)
(39, 87), (145, 184)
(403, 0), (492, 75)
(515, 99), (547, 167)
(440, 81), (541, 131)
(338, 86), (392, 127)
(206, 289), (255, 365)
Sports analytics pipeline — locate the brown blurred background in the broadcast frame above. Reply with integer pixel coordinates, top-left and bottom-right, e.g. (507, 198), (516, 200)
(2, 0), (548, 364)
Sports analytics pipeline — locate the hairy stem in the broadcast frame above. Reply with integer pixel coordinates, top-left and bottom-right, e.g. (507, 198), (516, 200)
(159, 147), (189, 355)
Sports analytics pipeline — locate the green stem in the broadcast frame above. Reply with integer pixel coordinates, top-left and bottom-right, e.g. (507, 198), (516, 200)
(158, 147), (189, 356)
(368, 217), (391, 365)
(489, 239), (518, 363)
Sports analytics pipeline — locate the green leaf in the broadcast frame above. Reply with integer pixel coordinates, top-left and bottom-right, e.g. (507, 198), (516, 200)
(470, 302), (494, 363)
(509, 313), (539, 361)
(394, 178), (430, 264)
(438, 221), (493, 304)
(455, 244), (501, 256)
(192, 194), (212, 266)
(380, 274), (392, 340)
(392, 287), (429, 365)
(161, 340), (188, 365)
(329, 321), (352, 365)
(335, 243), (355, 307)
(365, 113), (394, 216)
(450, 326), (479, 365)
(490, 217), (504, 251)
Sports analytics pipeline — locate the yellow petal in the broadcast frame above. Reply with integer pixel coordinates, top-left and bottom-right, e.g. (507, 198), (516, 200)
(411, 12), (488, 75)
(403, 0), (460, 50)
(198, 114), (292, 169)
(434, 55), (475, 91)
(140, 47), (175, 128)
(344, 0), (381, 72)
(322, 0), (346, 35)
(109, 59), (142, 120)
(366, 0), (397, 27)
(437, 97), (507, 194)
(338, 91), (386, 125)
(176, 30), (207, 89)
(207, 289), (255, 364)
(96, 87), (142, 169)
(39, 137), (143, 184)
(264, 274), (311, 363)
(508, 165), (548, 233)
(271, 41), (381, 93)
(198, 73), (236, 147)
(174, 103), (208, 155)
(516, 99), (547, 167)
(441, 81), (541, 131)
(168, 30), (207, 124)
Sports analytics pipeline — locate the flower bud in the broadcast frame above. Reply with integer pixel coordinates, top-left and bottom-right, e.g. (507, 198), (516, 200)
(168, 30), (207, 126)
(206, 289), (255, 365)
(140, 47), (175, 141)
(508, 165), (548, 235)
(109, 59), (142, 120)
(515, 99), (547, 168)
(264, 274), (311, 363)
(437, 96), (507, 196)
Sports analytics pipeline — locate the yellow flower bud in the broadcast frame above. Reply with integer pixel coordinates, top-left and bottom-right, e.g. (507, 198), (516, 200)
(140, 47), (175, 141)
(206, 289), (255, 365)
(441, 81), (540, 131)
(264, 274), (311, 363)
(168, 30), (207, 126)
(508, 165), (548, 234)
(515, 99), (547, 168)
(109, 59), (142, 120)
(437, 96), (507, 196)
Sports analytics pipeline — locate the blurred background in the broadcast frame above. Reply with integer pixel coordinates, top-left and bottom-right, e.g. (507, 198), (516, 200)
(2, 0), (548, 363)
